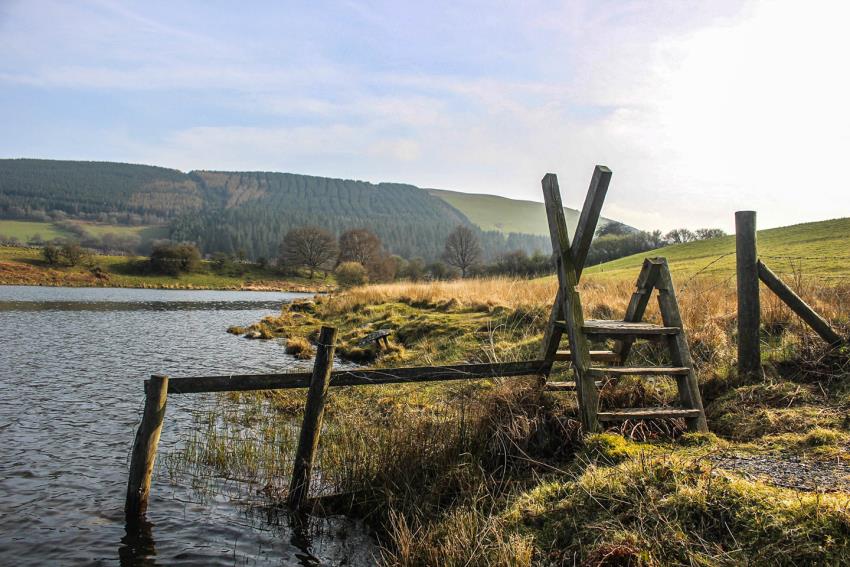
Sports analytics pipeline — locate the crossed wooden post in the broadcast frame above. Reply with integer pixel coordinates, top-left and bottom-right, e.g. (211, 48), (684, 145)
(540, 166), (612, 368)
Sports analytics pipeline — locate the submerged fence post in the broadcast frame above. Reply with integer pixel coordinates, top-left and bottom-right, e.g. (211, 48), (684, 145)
(288, 326), (337, 509)
(125, 374), (169, 523)
(736, 211), (762, 378)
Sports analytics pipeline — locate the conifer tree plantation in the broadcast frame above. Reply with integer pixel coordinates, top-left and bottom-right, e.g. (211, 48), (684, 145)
(0, 159), (555, 261)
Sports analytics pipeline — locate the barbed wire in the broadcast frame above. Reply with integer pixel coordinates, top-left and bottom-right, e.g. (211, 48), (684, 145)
(760, 254), (850, 261)
(677, 251), (736, 292)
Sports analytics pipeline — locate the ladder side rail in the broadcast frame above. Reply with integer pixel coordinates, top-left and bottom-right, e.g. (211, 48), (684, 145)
(616, 259), (663, 363)
(572, 165), (613, 276)
(653, 258), (709, 432)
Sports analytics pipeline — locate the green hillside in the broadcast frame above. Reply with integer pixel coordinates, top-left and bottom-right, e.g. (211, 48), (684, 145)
(586, 217), (850, 280)
(428, 188), (625, 237)
(0, 219), (168, 248)
(0, 159), (557, 260)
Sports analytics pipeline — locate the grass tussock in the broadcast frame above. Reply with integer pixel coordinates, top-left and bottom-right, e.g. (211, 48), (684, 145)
(504, 454), (850, 565)
(284, 336), (314, 359)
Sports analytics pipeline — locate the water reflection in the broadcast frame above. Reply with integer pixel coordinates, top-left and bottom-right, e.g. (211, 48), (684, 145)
(119, 519), (157, 567)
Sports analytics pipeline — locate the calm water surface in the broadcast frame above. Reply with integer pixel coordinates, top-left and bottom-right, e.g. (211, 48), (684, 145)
(0, 286), (376, 566)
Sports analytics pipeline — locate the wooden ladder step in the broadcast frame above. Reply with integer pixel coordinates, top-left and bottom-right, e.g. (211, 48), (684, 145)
(597, 407), (702, 421)
(545, 381), (576, 391)
(554, 350), (621, 363)
(545, 380), (603, 392)
(581, 320), (680, 336)
(585, 367), (689, 377)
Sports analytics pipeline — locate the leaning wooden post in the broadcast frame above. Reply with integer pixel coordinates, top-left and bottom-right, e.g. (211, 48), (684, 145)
(288, 326), (337, 509)
(735, 211), (762, 378)
(757, 260), (844, 346)
(125, 374), (169, 523)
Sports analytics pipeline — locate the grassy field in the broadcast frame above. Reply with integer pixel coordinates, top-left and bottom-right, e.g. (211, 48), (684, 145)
(75, 221), (168, 241)
(0, 246), (333, 291)
(170, 273), (849, 564)
(587, 216), (850, 281)
(0, 220), (76, 241)
(0, 219), (168, 245)
(428, 188), (622, 237)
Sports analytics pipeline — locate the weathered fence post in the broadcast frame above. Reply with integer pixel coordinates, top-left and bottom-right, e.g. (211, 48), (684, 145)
(288, 326), (337, 509)
(736, 211), (762, 378)
(125, 374), (169, 523)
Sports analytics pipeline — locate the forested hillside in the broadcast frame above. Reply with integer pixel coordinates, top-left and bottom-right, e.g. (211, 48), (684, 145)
(0, 159), (553, 260)
(0, 159), (201, 224)
(170, 171), (554, 260)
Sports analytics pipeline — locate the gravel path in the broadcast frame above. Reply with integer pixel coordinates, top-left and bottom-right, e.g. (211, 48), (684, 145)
(712, 453), (850, 492)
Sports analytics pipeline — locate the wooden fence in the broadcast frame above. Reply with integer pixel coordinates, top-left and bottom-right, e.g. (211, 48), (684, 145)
(735, 210), (845, 378)
(124, 332), (555, 522)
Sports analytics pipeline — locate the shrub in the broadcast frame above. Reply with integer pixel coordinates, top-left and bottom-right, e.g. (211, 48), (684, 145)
(335, 261), (368, 287)
(60, 241), (88, 266)
(42, 243), (62, 265)
(149, 242), (201, 275)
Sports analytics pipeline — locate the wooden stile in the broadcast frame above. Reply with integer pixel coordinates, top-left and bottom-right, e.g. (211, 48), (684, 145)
(125, 374), (168, 522)
(288, 326), (337, 509)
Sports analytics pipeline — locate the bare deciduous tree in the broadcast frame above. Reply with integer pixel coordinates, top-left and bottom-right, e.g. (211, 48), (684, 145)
(280, 227), (338, 278)
(695, 228), (727, 240)
(442, 225), (481, 277)
(338, 228), (382, 266)
(665, 228), (697, 244)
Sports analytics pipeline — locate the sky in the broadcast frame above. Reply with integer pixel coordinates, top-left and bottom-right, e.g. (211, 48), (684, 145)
(1, 0), (848, 232)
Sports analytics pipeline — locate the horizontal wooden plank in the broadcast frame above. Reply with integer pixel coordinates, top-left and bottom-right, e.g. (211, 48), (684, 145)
(167, 360), (550, 394)
(586, 367), (689, 377)
(544, 381), (576, 391)
(554, 350), (621, 363)
(545, 380), (603, 391)
(597, 407), (701, 421)
(581, 320), (680, 336)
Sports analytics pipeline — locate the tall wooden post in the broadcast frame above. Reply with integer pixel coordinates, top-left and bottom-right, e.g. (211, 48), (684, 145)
(735, 211), (761, 378)
(125, 374), (169, 523)
(288, 326), (337, 509)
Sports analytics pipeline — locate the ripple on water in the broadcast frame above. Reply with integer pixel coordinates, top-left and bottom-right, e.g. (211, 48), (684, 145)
(0, 286), (377, 565)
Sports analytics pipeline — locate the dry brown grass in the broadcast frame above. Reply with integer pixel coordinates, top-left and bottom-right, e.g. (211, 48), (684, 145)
(335, 272), (849, 320)
(326, 274), (847, 371)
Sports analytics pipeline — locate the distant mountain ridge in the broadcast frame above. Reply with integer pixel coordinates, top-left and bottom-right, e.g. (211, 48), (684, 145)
(0, 158), (631, 260)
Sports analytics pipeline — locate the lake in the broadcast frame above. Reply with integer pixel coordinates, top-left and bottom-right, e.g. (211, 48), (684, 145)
(0, 286), (376, 566)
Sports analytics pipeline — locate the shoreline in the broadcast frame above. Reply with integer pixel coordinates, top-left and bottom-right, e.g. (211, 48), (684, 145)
(0, 280), (328, 293)
(0, 246), (335, 293)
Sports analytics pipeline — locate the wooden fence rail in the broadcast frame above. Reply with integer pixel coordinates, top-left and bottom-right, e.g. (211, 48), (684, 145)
(166, 360), (550, 394)
(125, 345), (550, 521)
